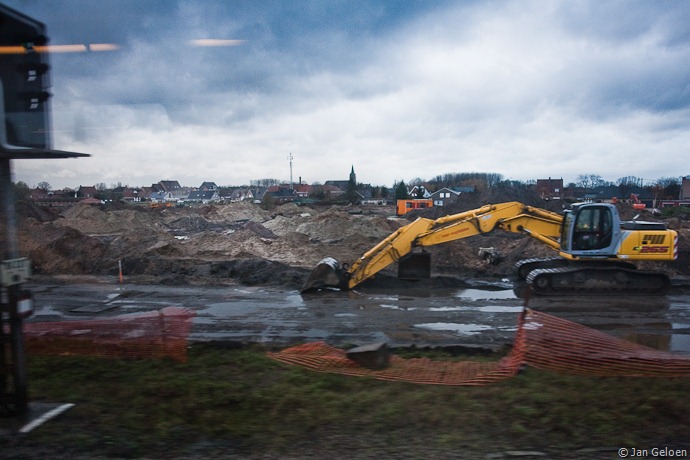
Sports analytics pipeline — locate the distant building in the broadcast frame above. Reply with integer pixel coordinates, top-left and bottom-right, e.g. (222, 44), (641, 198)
(311, 184), (344, 200)
(111, 186), (143, 202)
(535, 178), (563, 200)
(293, 184), (312, 198)
(199, 182), (218, 191)
(187, 190), (221, 204)
(150, 191), (174, 203)
(583, 185), (653, 205)
(153, 180), (182, 193)
(139, 187), (153, 200)
(325, 166), (356, 191)
(408, 185), (431, 199)
(30, 187), (50, 200)
(430, 187), (460, 207)
(224, 187), (256, 202)
(662, 176), (690, 207)
(152, 181), (189, 201)
(265, 185), (298, 203)
(30, 188), (80, 208)
(682, 177), (690, 201)
(78, 185), (99, 198)
(122, 187), (142, 202)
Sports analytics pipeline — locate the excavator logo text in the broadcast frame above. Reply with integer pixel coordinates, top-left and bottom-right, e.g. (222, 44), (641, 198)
(440, 227), (470, 239)
(643, 235), (666, 245)
(639, 246), (670, 254)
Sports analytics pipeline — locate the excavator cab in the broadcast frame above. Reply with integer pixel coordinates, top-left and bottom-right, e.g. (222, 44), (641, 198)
(560, 204), (619, 256)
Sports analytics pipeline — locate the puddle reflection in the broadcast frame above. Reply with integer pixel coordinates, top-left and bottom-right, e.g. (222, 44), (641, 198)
(414, 322), (493, 335)
(454, 288), (517, 300)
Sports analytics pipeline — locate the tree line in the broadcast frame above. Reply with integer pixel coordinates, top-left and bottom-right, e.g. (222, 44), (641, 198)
(394, 172), (684, 201)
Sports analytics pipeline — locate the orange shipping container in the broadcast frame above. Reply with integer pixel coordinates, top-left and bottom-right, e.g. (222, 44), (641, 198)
(396, 199), (433, 216)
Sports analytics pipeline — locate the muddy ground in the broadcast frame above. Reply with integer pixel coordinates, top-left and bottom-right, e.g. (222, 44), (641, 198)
(15, 189), (690, 290)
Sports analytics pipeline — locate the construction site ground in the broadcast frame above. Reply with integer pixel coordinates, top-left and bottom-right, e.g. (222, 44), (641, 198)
(18, 191), (690, 290)
(16, 190), (690, 352)
(6, 192), (690, 459)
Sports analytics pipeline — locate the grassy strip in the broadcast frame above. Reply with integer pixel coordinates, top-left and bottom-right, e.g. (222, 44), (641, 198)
(5, 344), (690, 458)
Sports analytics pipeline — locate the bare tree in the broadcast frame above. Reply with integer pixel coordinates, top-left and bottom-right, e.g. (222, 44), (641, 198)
(616, 176), (644, 197)
(575, 174), (606, 189)
(428, 172), (504, 189)
(655, 177), (681, 200)
(251, 178), (281, 187)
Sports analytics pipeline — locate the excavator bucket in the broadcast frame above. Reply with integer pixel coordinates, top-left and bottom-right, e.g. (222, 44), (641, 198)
(397, 252), (431, 280)
(300, 257), (347, 292)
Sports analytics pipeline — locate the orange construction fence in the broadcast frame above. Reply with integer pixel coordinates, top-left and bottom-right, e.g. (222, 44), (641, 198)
(24, 307), (194, 362)
(522, 309), (690, 377)
(268, 309), (690, 385)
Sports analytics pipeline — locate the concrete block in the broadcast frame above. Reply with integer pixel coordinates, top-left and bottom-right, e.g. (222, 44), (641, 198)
(346, 342), (389, 369)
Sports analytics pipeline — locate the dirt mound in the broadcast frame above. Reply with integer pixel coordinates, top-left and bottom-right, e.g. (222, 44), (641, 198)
(57, 203), (160, 236)
(20, 219), (110, 274)
(17, 200), (60, 223)
(292, 209), (398, 243)
(12, 201), (387, 285)
(213, 201), (271, 222)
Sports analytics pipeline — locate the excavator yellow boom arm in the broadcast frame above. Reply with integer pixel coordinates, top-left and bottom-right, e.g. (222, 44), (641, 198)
(345, 202), (563, 289)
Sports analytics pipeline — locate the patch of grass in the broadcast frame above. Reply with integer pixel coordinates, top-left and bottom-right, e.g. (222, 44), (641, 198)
(5, 343), (690, 458)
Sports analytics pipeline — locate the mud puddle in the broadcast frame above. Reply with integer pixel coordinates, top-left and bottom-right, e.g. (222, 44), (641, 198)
(25, 279), (690, 353)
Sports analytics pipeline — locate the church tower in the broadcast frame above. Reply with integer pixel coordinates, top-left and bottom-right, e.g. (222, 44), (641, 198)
(349, 165), (356, 184)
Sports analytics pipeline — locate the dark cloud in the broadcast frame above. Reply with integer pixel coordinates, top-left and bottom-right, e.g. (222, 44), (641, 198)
(5, 0), (690, 189)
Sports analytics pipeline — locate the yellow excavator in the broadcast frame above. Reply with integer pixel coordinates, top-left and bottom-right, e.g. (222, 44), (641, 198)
(301, 201), (679, 295)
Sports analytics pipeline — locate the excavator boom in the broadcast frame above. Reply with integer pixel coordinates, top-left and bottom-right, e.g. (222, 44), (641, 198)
(302, 202), (563, 292)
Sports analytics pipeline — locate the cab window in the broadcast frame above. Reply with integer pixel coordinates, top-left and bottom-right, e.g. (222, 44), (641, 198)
(572, 207), (613, 250)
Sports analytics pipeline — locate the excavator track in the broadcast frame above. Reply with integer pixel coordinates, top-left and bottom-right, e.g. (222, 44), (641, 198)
(514, 258), (640, 280)
(526, 266), (670, 295)
(514, 258), (569, 279)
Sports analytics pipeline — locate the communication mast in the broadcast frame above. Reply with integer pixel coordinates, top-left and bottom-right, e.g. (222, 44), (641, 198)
(288, 152), (294, 190)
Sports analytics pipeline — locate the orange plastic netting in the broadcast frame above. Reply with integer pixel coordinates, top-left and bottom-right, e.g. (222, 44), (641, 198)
(523, 309), (690, 377)
(268, 309), (690, 385)
(24, 307), (194, 362)
(267, 340), (523, 386)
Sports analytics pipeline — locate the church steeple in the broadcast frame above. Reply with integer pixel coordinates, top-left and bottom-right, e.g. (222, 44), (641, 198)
(349, 165), (356, 184)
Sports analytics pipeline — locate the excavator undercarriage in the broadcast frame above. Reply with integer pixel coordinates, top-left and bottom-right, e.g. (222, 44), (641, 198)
(515, 258), (670, 295)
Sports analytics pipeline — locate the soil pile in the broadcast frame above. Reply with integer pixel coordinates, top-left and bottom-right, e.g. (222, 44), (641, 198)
(16, 194), (690, 288)
(16, 201), (404, 288)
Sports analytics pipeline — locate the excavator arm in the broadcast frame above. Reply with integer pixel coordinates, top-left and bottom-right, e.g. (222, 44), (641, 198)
(302, 202), (564, 292)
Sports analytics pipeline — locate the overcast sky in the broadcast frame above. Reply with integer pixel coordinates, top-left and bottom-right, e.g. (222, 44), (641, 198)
(5, 0), (690, 190)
